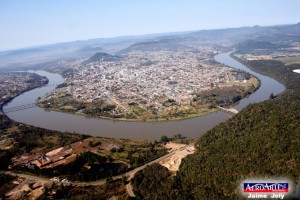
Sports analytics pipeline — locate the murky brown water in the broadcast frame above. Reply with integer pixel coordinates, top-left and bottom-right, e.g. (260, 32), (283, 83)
(4, 52), (285, 140)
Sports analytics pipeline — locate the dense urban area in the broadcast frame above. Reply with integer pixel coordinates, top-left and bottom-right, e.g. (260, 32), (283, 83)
(0, 73), (48, 107)
(0, 22), (299, 199)
(38, 48), (258, 121)
(0, 71), (193, 199)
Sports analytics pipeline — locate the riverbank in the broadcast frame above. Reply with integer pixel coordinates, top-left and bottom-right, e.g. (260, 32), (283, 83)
(230, 52), (297, 92)
(0, 72), (48, 109)
(36, 67), (259, 122)
(130, 52), (299, 200)
(3, 52), (285, 140)
(37, 102), (219, 122)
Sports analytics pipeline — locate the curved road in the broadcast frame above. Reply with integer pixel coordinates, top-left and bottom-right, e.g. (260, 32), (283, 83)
(2, 52), (286, 196)
(1, 144), (193, 197)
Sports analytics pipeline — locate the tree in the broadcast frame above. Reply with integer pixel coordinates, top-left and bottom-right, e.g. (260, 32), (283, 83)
(122, 175), (127, 185)
(160, 136), (169, 143)
(269, 93), (276, 99)
(106, 176), (113, 183)
(117, 145), (125, 153)
(149, 142), (155, 152)
(110, 147), (117, 153)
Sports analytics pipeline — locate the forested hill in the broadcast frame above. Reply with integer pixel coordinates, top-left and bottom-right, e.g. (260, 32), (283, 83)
(174, 91), (300, 199)
(117, 39), (191, 54)
(231, 55), (300, 91)
(132, 61), (300, 199)
(81, 52), (121, 65)
(173, 61), (300, 199)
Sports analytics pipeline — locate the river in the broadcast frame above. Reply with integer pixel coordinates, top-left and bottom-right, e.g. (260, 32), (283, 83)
(3, 52), (285, 140)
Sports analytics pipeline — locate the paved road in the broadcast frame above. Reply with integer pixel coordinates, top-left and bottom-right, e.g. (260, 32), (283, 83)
(1, 151), (176, 185)
(126, 183), (135, 197)
(1, 143), (194, 197)
(71, 148), (178, 186)
(71, 144), (188, 186)
(3, 171), (53, 183)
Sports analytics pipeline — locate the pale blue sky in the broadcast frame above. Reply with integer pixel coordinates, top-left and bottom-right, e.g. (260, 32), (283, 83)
(0, 0), (299, 51)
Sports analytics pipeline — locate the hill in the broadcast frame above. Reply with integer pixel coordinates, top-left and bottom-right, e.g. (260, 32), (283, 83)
(82, 52), (121, 65)
(117, 23), (300, 54)
(117, 39), (192, 54)
(174, 91), (300, 199)
(75, 46), (104, 56)
(188, 23), (300, 45)
(131, 61), (300, 199)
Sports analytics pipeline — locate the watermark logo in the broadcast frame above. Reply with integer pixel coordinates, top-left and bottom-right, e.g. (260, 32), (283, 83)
(241, 179), (292, 199)
(244, 183), (289, 193)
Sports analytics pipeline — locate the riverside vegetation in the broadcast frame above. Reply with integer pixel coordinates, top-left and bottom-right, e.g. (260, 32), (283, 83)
(1, 23), (300, 199)
(131, 58), (300, 199)
(0, 72), (167, 198)
(37, 49), (259, 122)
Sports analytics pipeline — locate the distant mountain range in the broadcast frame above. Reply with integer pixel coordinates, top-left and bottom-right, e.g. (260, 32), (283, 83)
(117, 39), (192, 54)
(117, 23), (300, 54)
(0, 22), (299, 69)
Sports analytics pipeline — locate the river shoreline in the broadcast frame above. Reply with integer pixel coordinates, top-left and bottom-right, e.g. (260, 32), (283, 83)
(3, 52), (285, 140)
(36, 104), (219, 122)
(35, 54), (260, 122)
(36, 75), (259, 122)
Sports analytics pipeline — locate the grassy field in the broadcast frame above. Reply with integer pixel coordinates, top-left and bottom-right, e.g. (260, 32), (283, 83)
(274, 55), (300, 65)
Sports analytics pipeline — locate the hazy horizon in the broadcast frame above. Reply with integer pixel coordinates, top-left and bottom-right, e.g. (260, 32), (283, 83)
(1, 0), (300, 51)
(2, 22), (300, 53)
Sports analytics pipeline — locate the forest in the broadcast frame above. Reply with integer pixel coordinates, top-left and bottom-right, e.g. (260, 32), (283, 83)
(131, 60), (300, 199)
(38, 179), (130, 200)
(231, 54), (299, 91)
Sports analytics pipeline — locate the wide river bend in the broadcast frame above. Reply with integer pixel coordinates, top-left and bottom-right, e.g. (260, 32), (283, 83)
(4, 52), (285, 140)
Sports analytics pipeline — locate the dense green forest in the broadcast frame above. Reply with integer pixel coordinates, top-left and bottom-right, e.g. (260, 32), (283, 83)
(173, 92), (300, 199)
(38, 179), (129, 200)
(132, 61), (300, 199)
(132, 163), (172, 200)
(13, 125), (88, 153)
(231, 54), (300, 91)
(127, 148), (168, 169)
(0, 113), (15, 130)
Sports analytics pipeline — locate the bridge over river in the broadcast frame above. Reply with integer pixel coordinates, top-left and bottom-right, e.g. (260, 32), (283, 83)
(3, 104), (240, 115)
(3, 103), (37, 113)
(2, 53), (285, 141)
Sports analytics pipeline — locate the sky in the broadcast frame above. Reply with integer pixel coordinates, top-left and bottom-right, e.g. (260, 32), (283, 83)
(0, 0), (300, 51)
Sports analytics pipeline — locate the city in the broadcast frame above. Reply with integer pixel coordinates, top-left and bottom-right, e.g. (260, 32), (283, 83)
(38, 49), (258, 121)
(0, 1), (299, 199)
